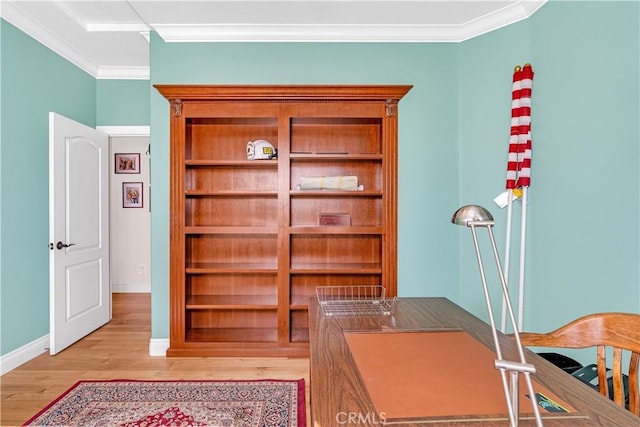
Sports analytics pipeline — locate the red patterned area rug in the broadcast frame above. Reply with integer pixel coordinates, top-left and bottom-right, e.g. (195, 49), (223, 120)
(24, 379), (306, 427)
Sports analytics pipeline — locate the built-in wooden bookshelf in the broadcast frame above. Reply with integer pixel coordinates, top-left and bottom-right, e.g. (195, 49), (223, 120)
(155, 85), (412, 356)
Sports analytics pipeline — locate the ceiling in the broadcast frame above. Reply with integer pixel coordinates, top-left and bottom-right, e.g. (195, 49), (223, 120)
(1, 1), (546, 79)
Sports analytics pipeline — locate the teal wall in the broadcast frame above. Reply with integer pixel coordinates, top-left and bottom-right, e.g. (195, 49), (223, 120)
(456, 16), (534, 318)
(456, 1), (640, 331)
(97, 79), (150, 126)
(1, 1), (639, 361)
(1, 20), (97, 354)
(526, 1), (640, 325)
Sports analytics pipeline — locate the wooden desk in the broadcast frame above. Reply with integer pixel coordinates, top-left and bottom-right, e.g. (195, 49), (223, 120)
(309, 297), (639, 426)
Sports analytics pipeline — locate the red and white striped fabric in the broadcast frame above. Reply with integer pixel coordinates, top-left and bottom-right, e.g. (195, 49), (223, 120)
(505, 66), (523, 190)
(505, 64), (534, 189)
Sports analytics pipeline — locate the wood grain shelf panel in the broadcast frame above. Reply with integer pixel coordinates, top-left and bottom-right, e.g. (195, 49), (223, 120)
(290, 263), (382, 274)
(289, 190), (382, 197)
(289, 226), (383, 234)
(186, 190), (277, 197)
(185, 159), (278, 167)
(186, 327), (278, 343)
(184, 226), (278, 235)
(289, 153), (383, 160)
(186, 295), (277, 309)
(186, 262), (278, 273)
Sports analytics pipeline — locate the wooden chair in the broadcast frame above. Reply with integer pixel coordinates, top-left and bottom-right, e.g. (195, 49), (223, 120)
(519, 312), (640, 416)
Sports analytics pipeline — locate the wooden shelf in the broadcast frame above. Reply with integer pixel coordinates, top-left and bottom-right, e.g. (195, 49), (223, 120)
(186, 327), (278, 343)
(185, 226), (278, 235)
(289, 303), (310, 310)
(186, 262), (277, 273)
(289, 153), (383, 160)
(186, 295), (277, 309)
(186, 159), (278, 167)
(290, 263), (383, 274)
(156, 84), (410, 357)
(290, 190), (381, 197)
(289, 226), (384, 234)
(186, 190), (278, 197)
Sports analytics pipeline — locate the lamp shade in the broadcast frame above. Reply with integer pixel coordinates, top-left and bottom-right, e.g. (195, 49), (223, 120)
(451, 205), (494, 226)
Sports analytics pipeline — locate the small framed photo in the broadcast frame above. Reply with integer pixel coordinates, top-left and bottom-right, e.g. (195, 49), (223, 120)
(123, 182), (143, 208)
(115, 153), (140, 174)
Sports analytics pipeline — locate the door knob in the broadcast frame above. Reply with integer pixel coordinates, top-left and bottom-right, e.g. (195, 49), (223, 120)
(56, 241), (75, 250)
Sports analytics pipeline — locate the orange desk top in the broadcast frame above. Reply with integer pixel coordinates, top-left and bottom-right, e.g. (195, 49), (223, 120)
(344, 330), (574, 423)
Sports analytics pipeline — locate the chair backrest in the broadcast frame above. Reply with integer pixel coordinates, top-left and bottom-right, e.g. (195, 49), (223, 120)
(519, 312), (640, 416)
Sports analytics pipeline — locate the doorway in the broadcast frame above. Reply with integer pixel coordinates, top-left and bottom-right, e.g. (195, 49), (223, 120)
(108, 135), (151, 293)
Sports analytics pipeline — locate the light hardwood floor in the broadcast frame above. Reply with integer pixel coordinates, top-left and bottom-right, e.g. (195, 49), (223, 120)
(0, 293), (311, 426)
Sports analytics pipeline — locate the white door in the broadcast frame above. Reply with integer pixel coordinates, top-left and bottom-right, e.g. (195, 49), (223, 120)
(49, 112), (110, 355)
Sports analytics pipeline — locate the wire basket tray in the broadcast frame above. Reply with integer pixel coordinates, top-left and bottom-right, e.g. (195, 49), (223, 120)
(316, 285), (397, 316)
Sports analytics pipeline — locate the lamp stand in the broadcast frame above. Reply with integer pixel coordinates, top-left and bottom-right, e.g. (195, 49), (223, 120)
(453, 206), (543, 427)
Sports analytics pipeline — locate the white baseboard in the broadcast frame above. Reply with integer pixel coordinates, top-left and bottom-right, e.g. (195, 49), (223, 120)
(0, 335), (166, 375)
(149, 339), (169, 356)
(0, 335), (49, 375)
(112, 283), (151, 293)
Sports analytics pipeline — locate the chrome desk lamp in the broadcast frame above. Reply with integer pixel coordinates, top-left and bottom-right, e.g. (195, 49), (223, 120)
(452, 205), (543, 427)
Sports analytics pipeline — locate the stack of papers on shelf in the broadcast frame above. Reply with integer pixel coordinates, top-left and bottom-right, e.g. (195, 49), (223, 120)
(299, 176), (358, 190)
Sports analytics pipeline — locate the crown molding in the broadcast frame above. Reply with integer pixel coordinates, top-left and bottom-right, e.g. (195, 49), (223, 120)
(97, 126), (150, 136)
(1, 2), (149, 80)
(2, 1), (100, 77)
(458, 0), (546, 41)
(154, 1), (546, 43)
(154, 23), (460, 43)
(3, 1), (546, 80)
(97, 66), (150, 80)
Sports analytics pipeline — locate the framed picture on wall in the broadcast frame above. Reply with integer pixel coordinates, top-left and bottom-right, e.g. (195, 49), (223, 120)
(123, 182), (143, 208)
(115, 153), (140, 174)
